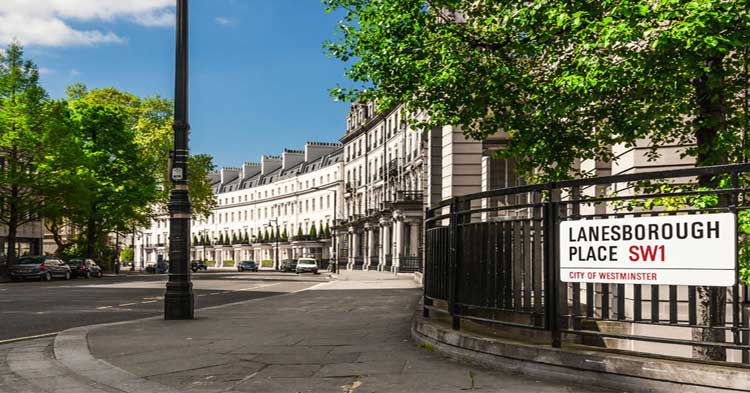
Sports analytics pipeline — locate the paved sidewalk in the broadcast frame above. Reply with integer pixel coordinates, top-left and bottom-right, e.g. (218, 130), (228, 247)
(2, 271), (612, 392)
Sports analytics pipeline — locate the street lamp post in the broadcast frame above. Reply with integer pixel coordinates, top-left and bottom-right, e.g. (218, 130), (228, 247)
(164, 0), (194, 320)
(311, 186), (338, 273)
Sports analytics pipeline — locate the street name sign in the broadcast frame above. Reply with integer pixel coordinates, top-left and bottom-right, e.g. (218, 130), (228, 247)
(559, 213), (736, 286)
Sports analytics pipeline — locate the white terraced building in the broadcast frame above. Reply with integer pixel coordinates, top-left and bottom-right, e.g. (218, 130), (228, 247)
(133, 102), (512, 272)
(134, 142), (344, 269)
(134, 99), (685, 272)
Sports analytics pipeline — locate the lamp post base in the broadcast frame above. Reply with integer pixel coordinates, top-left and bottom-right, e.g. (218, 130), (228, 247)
(164, 281), (194, 320)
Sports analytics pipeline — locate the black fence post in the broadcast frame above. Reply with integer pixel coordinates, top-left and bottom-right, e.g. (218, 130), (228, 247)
(448, 198), (461, 330)
(544, 200), (561, 348)
(423, 207), (432, 318)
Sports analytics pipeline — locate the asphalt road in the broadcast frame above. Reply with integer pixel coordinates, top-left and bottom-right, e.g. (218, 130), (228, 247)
(0, 271), (327, 342)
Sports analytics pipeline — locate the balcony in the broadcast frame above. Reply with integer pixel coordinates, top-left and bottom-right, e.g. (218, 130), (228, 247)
(395, 190), (423, 203)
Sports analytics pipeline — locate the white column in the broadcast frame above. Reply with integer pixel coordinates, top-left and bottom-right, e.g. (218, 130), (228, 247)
(347, 232), (354, 269)
(383, 223), (391, 269)
(378, 225), (386, 270)
(393, 219), (403, 272)
(352, 232), (360, 270)
(409, 223), (419, 256)
(365, 227), (375, 268)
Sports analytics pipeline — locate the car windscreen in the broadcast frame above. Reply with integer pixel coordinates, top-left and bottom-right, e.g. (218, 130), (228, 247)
(17, 257), (43, 265)
(298, 260), (317, 266)
(67, 259), (84, 265)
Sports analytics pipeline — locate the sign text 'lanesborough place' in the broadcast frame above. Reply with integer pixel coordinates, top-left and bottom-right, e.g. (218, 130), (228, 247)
(559, 213), (736, 286)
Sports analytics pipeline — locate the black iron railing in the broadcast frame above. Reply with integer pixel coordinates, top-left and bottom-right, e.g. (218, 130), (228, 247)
(399, 256), (422, 273)
(353, 257), (364, 270)
(425, 163), (750, 364)
(395, 190), (423, 203)
(368, 256), (379, 270)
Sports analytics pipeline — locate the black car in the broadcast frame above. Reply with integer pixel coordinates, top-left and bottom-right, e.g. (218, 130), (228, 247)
(237, 260), (258, 272)
(191, 260), (208, 272)
(280, 259), (298, 272)
(10, 256), (71, 281)
(67, 258), (103, 279)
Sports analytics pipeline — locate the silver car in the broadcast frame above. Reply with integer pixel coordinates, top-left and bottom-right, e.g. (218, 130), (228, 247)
(10, 256), (71, 281)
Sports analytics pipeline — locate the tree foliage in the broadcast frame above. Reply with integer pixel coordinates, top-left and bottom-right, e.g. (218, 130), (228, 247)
(325, 0), (750, 180)
(0, 42), (48, 264)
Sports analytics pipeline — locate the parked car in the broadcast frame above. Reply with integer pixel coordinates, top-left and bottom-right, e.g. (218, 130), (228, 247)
(280, 259), (298, 272)
(296, 258), (319, 274)
(10, 256), (71, 281)
(237, 260), (258, 272)
(191, 260), (208, 272)
(145, 260), (169, 274)
(66, 258), (103, 278)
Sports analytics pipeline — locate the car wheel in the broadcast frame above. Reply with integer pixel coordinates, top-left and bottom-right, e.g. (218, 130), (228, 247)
(43, 272), (51, 281)
(192, 268), (198, 273)
(97, 271), (103, 278)
(237, 268), (242, 272)
(64, 272), (71, 280)
(85, 271), (91, 279)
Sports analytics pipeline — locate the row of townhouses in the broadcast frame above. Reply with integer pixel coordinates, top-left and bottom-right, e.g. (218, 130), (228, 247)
(130, 102), (691, 271)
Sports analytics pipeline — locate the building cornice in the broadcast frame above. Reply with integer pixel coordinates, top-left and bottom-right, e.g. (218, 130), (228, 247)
(339, 106), (399, 144)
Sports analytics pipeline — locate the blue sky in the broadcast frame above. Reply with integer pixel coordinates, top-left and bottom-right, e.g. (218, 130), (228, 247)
(3, 1), (351, 168)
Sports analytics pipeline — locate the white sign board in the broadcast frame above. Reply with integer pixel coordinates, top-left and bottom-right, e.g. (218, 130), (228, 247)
(559, 213), (736, 286)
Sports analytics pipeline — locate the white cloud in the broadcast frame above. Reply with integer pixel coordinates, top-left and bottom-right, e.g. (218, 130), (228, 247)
(0, 0), (174, 47)
(215, 17), (234, 26)
(38, 67), (55, 75)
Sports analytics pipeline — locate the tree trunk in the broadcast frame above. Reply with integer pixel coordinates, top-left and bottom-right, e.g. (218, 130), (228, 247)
(692, 54), (728, 361)
(86, 127), (97, 259)
(6, 185), (18, 266)
(86, 206), (96, 258)
(6, 145), (19, 267)
(48, 221), (74, 256)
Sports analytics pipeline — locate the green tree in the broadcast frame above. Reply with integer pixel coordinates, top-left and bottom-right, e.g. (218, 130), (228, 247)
(309, 224), (317, 239)
(68, 85), (217, 219)
(0, 42), (48, 265)
(326, 0), (750, 361)
(66, 100), (158, 258)
(297, 226), (303, 239)
(218, 233), (225, 245)
(36, 100), (91, 255)
(120, 247), (134, 262)
(325, 0), (750, 180)
(263, 228), (269, 243)
(324, 222), (331, 237)
(231, 232), (237, 245)
(281, 227), (288, 241)
(318, 223), (325, 238)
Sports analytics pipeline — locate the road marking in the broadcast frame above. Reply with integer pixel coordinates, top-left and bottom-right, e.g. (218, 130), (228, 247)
(197, 294), (207, 297)
(0, 332), (59, 345)
(96, 306), (112, 310)
(140, 300), (157, 304)
(239, 283), (282, 291)
(118, 303), (137, 307)
(209, 292), (220, 295)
